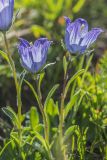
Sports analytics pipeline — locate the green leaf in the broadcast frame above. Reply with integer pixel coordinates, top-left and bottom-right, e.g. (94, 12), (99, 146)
(44, 84), (59, 108)
(0, 141), (16, 160)
(0, 50), (9, 63)
(0, 65), (11, 76)
(63, 56), (68, 75)
(39, 73), (45, 90)
(71, 90), (86, 120)
(44, 0), (64, 20)
(31, 25), (50, 38)
(42, 62), (56, 71)
(35, 152), (42, 160)
(73, 0), (86, 13)
(24, 80), (39, 105)
(10, 132), (19, 145)
(18, 70), (26, 95)
(45, 99), (59, 117)
(35, 124), (44, 133)
(17, 71), (26, 123)
(64, 69), (84, 98)
(64, 90), (81, 119)
(81, 54), (93, 86)
(0, 141), (12, 157)
(30, 106), (39, 130)
(32, 132), (49, 153)
(2, 107), (19, 127)
(64, 125), (77, 142)
(65, 0), (73, 9)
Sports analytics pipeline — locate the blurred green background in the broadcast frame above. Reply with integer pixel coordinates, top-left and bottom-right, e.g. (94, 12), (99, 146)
(0, 0), (106, 108)
(0, 0), (107, 156)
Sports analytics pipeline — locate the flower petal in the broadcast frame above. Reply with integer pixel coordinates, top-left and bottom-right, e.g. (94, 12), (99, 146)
(19, 47), (33, 72)
(19, 38), (30, 48)
(64, 16), (72, 27)
(81, 28), (103, 48)
(75, 18), (88, 38)
(31, 45), (42, 63)
(34, 38), (49, 46)
(0, 0), (14, 31)
(0, 0), (8, 11)
(18, 38), (33, 72)
(33, 38), (52, 63)
(69, 21), (81, 45)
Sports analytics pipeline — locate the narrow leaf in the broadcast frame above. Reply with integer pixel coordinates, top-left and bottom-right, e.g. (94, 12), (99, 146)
(45, 99), (59, 116)
(2, 107), (19, 127)
(44, 84), (59, 108)
(30, 106), (39, 130)
(63, 56), (68, 75)
(0, 141), (13, 157)
(33, 132), (49, 152)
(24, 80), (39, 105)
(64, 69), (84, 98)
(64, 90), (81, 119)
(64, 125), (77, 142)
(39, 72), (45, 90)
(0, 50), (9, 63)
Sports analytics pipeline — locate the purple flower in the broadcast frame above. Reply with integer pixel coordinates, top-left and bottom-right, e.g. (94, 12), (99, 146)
(0, 0), (14, 31)
(18, 38), (52, 73)
(64, 17), (103, 54)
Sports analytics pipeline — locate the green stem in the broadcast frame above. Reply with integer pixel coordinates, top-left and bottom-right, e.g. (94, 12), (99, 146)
(59, 68), (68, 160)
(59, 72), (66, 136)
(105, 144), (107, 159)
(36, 79), (53, 160)
(36, 79), (49, 144)
(3, 32), (18, 91)
(3, 32), (22, 158)
(81, 54), (93, 86)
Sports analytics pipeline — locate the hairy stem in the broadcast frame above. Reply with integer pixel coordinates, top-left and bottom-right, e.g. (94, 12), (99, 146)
(36, 79), (53, 160)
(60, 72), (67, 136)
(36, 78), (49, 143)
(59, 68), (68, 160)
(3, 32), (22, 158)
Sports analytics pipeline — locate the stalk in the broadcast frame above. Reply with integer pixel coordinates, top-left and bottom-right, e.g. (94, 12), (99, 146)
(35, 78), (53, 160)
(59, 72), (67, 137)
(59, 65), (68, 160)
(36, 78), (49, 143)
(3, 32), (22, 158)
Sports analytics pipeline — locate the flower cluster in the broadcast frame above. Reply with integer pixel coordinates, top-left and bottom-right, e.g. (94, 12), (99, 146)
(0, 0), (103, 73)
